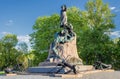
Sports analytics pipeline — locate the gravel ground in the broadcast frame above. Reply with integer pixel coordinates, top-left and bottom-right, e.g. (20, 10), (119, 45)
(0, 71), (120, 79)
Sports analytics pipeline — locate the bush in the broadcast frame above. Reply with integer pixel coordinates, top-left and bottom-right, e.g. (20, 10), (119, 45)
(16, 54), (28, 71)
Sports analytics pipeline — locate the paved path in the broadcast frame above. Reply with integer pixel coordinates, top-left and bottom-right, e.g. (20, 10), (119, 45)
(81, 71), (120, 79)
(0, 71), (120, 79)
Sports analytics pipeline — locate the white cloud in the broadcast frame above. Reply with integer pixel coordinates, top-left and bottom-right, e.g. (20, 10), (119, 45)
(1, 33), (31, 43)
(110, 31), (120, 38)
(5, 20), (14, 26)
(17, 35), (30, 43)
(1, 32), (12, 35)
(0, 33), (31, 50)
(17, 35), (31, 50)
(110, 7), (116, 10)
(110, 6), (120, 12)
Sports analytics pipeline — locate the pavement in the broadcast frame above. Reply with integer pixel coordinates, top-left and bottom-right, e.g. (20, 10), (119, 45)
(81, 71), (120, 79)
(0, 71), (120, 79)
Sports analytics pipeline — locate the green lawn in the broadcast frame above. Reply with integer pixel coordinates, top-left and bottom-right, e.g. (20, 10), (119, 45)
(0, 71), (5, 75)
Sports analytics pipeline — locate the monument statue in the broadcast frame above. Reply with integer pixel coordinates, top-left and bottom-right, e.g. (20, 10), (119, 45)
(40, 5), (83, 66)
(28, 5), (112, 74)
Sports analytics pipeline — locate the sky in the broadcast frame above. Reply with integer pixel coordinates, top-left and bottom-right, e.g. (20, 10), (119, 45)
(0, 0), (120, 47)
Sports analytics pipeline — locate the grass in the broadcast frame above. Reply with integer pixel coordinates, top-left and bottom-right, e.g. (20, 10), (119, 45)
(0, 71), (5, 75)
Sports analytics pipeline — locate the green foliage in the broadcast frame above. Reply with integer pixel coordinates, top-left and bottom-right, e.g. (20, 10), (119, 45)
(27, 52), (35, 67)
(0, 34), (18, 69)
(111, 38), (120, 70)
(2, 34), (18, 48)
(0, 56), (5, 70)
(79, 0), (115, 65)
(30, 50), (48, 66)
(0, 71), (5, 75)
(0, 42), (5, 69)
(0, 34), (29, 70)
(16, 54), (28, 70)
(30, 14), (60, 52)
(85, 0), (114, 29)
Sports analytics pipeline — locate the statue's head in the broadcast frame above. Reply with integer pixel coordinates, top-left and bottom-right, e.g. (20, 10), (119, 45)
(61, 5), (67, 11)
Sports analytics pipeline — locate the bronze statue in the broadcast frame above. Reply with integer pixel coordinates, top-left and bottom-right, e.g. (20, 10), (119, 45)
(60, 5), (67, 28)
(38, 5), (83, 74)
(52, 5), (75, 58)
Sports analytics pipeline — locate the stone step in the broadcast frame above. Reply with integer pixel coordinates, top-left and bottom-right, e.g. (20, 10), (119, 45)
(39, 62), (58, 66)
(27, 66), (65, 73)
(27, 65), (93, 73)
(77, 65), (93, 71)
(54, 73), (83, 78)
(54, 69), (114, 78)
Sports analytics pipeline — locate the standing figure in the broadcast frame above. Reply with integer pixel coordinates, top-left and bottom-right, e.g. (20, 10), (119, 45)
(60, 5), (67, 28)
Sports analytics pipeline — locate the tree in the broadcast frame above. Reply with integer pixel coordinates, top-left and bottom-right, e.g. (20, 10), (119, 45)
(2, 34), (18, 47)
(85, 0), (114, 29)
(111, 38), (120, 69)
(27, 52), (35, 67)
(79, 0), (115, 64)
(30, 14), (60, 52)
(1, 34), (18, 68)
(16, 54), (28, 71)
(0, 41), (5, 70)
(27, 50), (48, 66)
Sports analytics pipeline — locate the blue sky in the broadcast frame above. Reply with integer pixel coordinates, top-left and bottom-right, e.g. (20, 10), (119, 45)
(0, 0), (120, 44)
